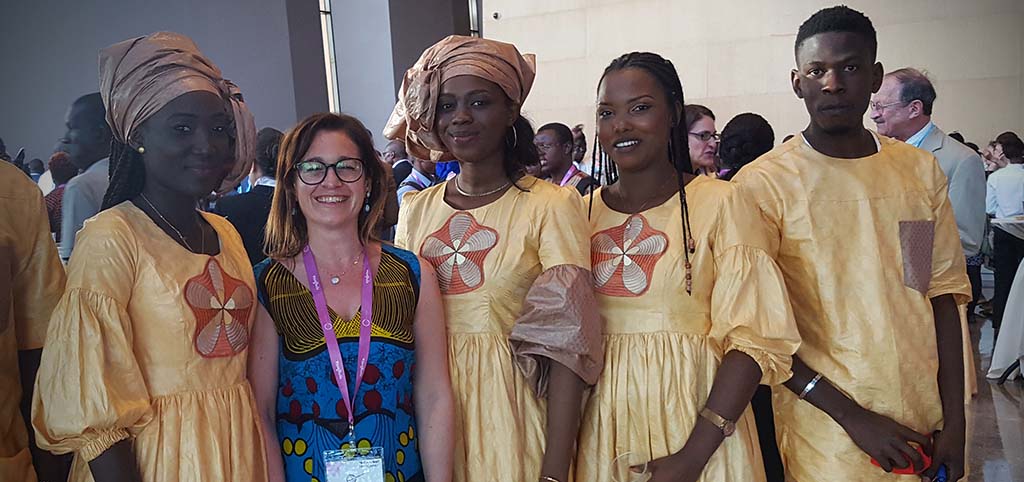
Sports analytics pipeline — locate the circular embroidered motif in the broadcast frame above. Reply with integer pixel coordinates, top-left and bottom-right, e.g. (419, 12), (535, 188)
(185, 257), (253, 357)
(591, 214), (669, 297)
(420, 212), (499, 295)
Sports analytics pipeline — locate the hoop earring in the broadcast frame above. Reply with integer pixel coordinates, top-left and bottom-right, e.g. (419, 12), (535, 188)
(506, 127), (518, 149)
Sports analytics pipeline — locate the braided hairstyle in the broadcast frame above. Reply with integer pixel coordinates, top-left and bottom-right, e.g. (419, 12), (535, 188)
(593, 51), (697, 293)
(101, 139), (146, 210)
(506, 116), (541, 190)
(718, 113), (775, 171)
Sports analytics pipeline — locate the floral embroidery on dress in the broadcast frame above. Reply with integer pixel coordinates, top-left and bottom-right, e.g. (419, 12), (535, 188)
(591, 214), (669, 297)
(185, 257), (253, 357)
(420, 212), (499, 294)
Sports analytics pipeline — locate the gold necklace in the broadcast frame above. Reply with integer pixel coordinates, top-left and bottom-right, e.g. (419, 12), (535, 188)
(454, 175), (512, 197)
(140, 193), (204, 253)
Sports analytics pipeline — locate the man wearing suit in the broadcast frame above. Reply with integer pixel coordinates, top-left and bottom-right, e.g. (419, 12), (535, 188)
(216, 127), (283, 266)
(871, 67), (987, 298)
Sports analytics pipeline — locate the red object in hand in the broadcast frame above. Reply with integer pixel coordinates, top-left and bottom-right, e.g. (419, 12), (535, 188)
(870, 443), (932, 475)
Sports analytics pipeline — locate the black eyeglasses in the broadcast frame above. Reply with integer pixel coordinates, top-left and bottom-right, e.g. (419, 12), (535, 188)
(293, 158), (364, 185)
(688, 131), (720, 142)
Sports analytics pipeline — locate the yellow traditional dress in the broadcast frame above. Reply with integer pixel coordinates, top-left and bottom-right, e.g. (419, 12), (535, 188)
(578, 177), (801, 481)
(1, 162), (66, 482)
(32, 202), (268, 482)
(395, 176), (601, 482)
(733, 135), (971, 481)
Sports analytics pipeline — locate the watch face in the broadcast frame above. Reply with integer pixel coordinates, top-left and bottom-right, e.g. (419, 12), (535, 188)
(722, 422), (736, 437)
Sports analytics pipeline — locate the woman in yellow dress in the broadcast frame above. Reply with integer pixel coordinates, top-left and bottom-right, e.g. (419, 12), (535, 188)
(578, 52), (801, 482)
(32, 32), (267, 482)
(387, 35), (603, 482)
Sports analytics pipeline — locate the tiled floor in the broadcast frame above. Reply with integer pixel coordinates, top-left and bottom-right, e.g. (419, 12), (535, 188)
(967, 319), (1023, 482)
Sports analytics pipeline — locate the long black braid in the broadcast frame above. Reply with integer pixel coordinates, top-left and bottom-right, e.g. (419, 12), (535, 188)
(591, 51), (698, 293)
(101, 139), (146, 210)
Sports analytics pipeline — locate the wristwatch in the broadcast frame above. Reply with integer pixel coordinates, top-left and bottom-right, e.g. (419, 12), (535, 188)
(700, 407), (736, 437)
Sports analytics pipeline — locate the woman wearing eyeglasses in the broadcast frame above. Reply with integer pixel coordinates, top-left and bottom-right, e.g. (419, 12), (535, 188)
(248, 113), (455, 482)
(685, 104), (721, 177)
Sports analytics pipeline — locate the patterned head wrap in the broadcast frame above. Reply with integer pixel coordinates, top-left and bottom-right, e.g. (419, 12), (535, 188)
(98, 31), (256, 193)
(384, 35), (535, 161)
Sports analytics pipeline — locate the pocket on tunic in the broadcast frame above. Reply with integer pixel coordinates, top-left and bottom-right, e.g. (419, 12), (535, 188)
(899, 220), (935, 294)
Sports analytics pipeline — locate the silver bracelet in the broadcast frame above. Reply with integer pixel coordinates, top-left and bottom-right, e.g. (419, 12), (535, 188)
(799, 373), (823, 400)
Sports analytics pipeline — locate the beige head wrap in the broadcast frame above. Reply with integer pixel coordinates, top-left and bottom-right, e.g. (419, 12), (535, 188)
(99, 31), (256, 194)
(384, 35), (536, 161)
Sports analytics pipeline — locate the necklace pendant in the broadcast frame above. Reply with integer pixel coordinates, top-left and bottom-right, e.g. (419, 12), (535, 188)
(330, 276), (341, 285)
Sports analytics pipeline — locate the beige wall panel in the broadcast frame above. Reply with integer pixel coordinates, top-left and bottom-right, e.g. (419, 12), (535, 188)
(483, 0), (1023, 148)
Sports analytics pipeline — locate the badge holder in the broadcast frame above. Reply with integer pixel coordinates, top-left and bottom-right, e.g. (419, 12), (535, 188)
(324, 446), (385, 482)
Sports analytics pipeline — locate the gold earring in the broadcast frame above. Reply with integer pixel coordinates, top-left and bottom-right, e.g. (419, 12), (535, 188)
(137, 146), (145, 154)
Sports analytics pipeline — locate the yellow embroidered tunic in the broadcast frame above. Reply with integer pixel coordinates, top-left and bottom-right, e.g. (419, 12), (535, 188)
(395, 177), (596, 482)
(578, 177), (800, 481)
(32, 202), (268, 482)
(1, 162), (66, 482)
(733, 136), (971, 481)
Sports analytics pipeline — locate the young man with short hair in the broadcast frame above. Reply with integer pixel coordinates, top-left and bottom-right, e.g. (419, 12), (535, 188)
(734, 6), (969, 481)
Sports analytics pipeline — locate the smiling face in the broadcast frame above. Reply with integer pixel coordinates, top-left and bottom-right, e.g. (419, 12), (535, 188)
(435, 75), (517, 165)
(597, 67), (678, 174)
(292, 129), (369, 231)
(792, 31), (883, 136)
(134, 90), (235, 199)
(687, 115), (718, 170)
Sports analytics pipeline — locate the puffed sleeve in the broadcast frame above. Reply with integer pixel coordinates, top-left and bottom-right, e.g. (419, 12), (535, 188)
(508, 184), (604, 397)
(32, 212), (153, 461)
(707, 184), (801, 386)
(924, 157), (972, 304)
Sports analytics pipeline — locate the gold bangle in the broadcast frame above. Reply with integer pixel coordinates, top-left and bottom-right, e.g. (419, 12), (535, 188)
(540, 477), (562, 482)
(700, 406), (737, 437)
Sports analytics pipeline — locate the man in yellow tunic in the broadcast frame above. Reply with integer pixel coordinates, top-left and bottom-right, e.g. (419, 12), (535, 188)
(0, 161), (67, 482)
(734, 6), (970, 482)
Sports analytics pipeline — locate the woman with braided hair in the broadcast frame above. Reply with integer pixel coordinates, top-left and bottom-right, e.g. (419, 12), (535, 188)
(32, 32), (267, 482)
(578, 52), (800, 482)
(716, 113), (775, 182)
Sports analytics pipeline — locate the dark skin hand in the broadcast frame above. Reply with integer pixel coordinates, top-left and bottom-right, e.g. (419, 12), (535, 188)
(784, 356), (931, 472)
(639, 351), (763, 482)
(19, 349), (72, 482)
(783, 295), (965, 480)
(540, 362), (587, 482)
(924, 294), (966, 481)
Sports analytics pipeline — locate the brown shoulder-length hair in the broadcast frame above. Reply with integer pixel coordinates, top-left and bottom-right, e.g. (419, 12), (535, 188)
(264, 113), (388, 259)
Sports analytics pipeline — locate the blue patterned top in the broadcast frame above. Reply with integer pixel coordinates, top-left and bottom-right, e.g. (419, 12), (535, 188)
(255, 245), (423, 482)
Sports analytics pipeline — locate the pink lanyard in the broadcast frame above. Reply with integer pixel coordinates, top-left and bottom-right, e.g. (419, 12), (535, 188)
(301, 245), (374, 443)
(559, 165), (579, 186)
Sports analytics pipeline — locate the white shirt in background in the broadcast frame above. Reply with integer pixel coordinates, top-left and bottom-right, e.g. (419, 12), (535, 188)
(986, 163), (1024, 219)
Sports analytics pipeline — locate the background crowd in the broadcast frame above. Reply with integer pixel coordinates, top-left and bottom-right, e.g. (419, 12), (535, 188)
(2, 3), (1023, 482)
